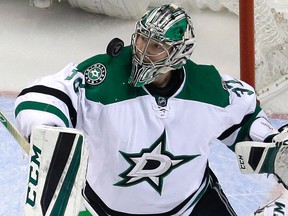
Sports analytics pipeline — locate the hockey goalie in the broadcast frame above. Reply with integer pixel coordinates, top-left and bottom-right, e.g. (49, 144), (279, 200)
(15, 3), (288, 216)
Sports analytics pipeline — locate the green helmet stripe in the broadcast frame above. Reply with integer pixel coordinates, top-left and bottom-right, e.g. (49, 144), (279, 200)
(143, 6), (187, 41)
(165, 17), (187, 41)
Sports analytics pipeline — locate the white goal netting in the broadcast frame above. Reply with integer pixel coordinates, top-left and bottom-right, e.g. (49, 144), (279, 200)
(218, 0), (288, 118)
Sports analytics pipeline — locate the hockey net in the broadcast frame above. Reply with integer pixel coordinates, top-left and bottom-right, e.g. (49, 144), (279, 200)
(220, 0), (288, 119)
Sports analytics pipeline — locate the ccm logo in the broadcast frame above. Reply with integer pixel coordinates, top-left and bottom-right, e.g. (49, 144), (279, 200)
(25, 144), (42, 207)
(238, 155), (246, 169)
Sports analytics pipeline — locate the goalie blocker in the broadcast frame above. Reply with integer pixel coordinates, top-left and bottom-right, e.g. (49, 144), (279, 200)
(24, 126), (89, 216)
(235, 127), (288, 189)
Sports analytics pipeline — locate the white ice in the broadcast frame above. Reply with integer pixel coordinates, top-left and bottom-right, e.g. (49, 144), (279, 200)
(0, 1), (288, 215)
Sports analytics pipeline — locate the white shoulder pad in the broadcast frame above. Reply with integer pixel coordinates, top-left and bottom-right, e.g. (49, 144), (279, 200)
(24, 125), (88, 216)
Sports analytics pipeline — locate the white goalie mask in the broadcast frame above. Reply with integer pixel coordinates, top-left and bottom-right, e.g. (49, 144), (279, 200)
(129, 4), (196, 87)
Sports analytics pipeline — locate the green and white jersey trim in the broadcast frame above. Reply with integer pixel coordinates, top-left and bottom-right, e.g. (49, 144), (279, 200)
(15, 46), (263, 214)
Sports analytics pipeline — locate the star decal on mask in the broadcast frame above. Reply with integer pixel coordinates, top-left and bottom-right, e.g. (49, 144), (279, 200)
(114, 130), (200, 194)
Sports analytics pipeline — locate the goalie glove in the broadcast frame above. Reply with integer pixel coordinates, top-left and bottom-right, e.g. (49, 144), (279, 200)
(253, 189), (288, 216)
(273, 129), (288, 188)
(235, 126), (288, 189)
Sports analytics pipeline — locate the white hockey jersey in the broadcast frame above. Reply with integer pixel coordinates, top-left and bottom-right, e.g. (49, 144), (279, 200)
(15, 46), (276, 215)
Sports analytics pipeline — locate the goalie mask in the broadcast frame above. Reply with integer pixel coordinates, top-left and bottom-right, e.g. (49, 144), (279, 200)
(129, 4), (196, 87)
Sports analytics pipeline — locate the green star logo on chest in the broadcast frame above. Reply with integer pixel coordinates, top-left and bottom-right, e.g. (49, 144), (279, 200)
(115, 130), (200, 194)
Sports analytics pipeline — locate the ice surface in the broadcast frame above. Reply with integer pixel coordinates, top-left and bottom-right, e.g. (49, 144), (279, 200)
(0, 97), (29, 215)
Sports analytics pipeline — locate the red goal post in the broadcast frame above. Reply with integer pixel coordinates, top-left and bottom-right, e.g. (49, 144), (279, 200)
(238, 0), (288, 118)
(239, 0), (255, 88)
